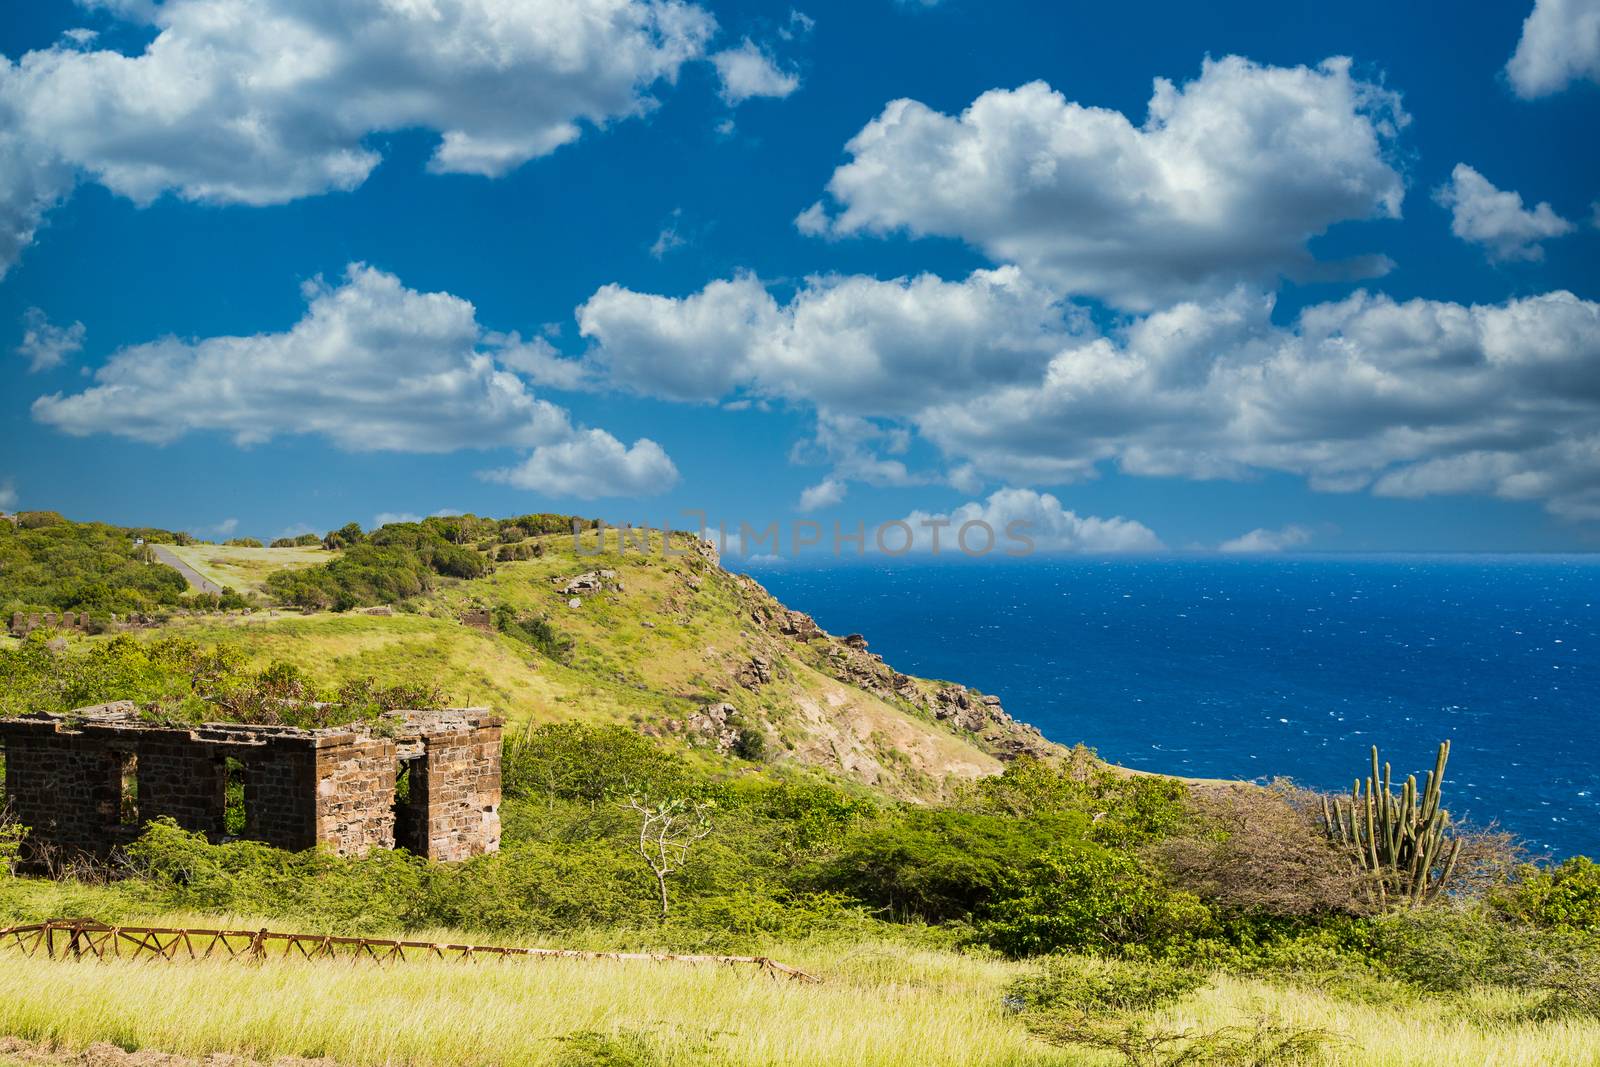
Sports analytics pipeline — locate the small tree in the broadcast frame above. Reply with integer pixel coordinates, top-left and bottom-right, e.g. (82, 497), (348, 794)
(627, 795), (712, 920)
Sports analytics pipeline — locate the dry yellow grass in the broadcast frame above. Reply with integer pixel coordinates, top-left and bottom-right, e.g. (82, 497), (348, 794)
(0, 927), (1596, 1066)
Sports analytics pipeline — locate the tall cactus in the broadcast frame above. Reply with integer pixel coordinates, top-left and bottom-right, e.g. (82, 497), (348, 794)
(1320, 741), (1462, 906)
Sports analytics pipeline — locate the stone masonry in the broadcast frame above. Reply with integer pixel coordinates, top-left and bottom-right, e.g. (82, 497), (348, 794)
(0, 704), (501, 865)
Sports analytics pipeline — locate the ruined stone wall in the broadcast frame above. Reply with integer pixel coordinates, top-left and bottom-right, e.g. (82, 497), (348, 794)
(0, 710), (502, 863)
(312, 734), (397, 857)
(0, 732), (129, 856)
(0, 717), (328, 860)
(416, 723), (503, 861)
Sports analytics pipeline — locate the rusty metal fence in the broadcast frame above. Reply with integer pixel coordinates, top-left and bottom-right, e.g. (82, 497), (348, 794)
(0, 919), (818, 981)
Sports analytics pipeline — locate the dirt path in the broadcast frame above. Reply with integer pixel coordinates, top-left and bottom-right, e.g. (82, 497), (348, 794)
(149, 545), (224, 595)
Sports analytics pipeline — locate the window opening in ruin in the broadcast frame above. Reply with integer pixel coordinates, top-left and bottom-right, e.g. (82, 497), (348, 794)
(222, 757), (248, 837)
(393, 755), (425, 854)
(116, 752), (138, 826)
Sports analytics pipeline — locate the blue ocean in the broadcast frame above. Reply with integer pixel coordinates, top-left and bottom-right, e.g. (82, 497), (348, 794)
(745, 556), (1600, 858)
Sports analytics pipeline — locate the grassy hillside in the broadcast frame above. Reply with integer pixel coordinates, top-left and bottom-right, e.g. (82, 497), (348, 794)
(137, 523), (1038, 795)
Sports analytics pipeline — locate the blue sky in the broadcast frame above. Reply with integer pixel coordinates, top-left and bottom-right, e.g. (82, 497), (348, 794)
(1, 0), (1597, 553)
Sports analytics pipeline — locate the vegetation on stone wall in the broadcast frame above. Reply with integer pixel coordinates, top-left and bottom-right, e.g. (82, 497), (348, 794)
(0, 632), (444, 727)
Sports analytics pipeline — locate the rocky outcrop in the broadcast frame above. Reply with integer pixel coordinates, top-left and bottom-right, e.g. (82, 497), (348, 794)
(736, 655), (773, 689)
(556, 570), (619, 597)
(651, 702), (745, 755)
(729, 573), (1058, 763)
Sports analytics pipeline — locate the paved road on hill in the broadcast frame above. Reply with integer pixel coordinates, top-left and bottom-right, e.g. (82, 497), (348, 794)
(149, 544), (224, 594)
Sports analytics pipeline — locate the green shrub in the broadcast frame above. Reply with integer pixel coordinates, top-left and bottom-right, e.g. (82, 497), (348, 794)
(1007, 956), (1206, 1016)
(502, 722), (689, 805)
(1494, 856), (1600, 935)
(980, 841), (1213, 958)
(223, 538), (264, 548)
(495, 606), (574, 661)
(816, 809), (1090, 923)
(1366, 906), (1600, 995)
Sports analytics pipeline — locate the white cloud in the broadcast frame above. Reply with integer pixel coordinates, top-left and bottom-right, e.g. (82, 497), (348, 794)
(579, 266), (1075, 409)
(15, 306), (85, 372)
(649, 208), (687, 259)
(799, 56), (1407, 309)
(1506, 0), (1600, 98)
(710, 39), (799, 104)
(481, 429), (678, 498)
(797, 478), (847, 511)
(1218, 525), (1312, 554)
(0, 479), (16, 511)
(374, 512), (423, 528)
(212, 518), (239, 536)
(581, 254), (1600, 519)
(920, 287), (1600, 520)
(31, 263), (676, 495)
(489, 332), (591, 391)
(1435, 164), (1574, 262)
(0, 134), (71, 281)
(33, 263), (573, 451)
(900, 488), (1163, 553)
(0, 0), (718, 275)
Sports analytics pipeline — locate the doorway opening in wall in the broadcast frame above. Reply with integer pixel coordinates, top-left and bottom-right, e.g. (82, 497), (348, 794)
(222, 757), (247, 837)
(112, 751), (138, 826)
(393, 755), (425, 854)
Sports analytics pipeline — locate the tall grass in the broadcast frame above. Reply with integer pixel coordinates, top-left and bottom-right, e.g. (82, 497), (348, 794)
(0, 941), (1050, 1067)
(0, 931), (1597, 1065)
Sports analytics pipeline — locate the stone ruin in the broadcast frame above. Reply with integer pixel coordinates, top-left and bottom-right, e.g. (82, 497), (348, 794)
(0, 704), (502, 867)
(9, 611), (99, 638)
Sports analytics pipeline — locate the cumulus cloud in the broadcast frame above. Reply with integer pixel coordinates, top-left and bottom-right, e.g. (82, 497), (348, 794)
(920, 287), (1600, 520)
(579, 266), (1076, 409)
(899, 488), (1163, 554)
(15, 306), (84, 372)
(31, 263), (677, 496)
(798, 56), (1407, 309)
(583, 257), (1600, 518)
(1435, 164), (1574, 261)
(0, 0), (719, 275)
(1506, 0), (1600, 98)
(710, 39), (799, 104)
(0, 479), (15, 511)
(33, 263), (575, 450)
(481, 429), (678, 498)
(212, 518), (239, 536)
(1218, 525), (1312, 554)
(797, 477), (847, 511)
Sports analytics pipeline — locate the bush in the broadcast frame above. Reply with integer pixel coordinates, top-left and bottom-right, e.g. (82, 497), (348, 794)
(270, 534), (321, 548)
(1007, 956), (1206, 1015)
(980, 841), (1213, 958)
(495, 607), (574, 661)
(223, 538), (264, 548)
(502, 722), (689, 806)
(816, 809), (1089, 924)
(974, 754), (1189, 848)
(1154, 784), (1377, 918)
(1366, 906), (1600, 996)
(1495, 856), (1600, 935)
